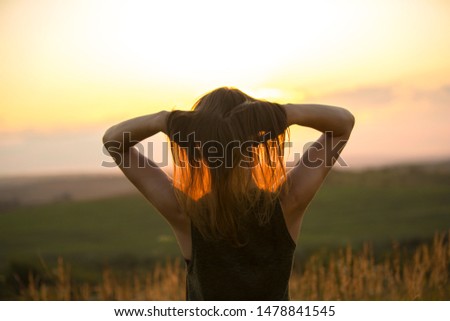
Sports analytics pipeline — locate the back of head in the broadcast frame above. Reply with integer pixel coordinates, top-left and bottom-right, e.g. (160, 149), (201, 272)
(167, 87), (288, 245)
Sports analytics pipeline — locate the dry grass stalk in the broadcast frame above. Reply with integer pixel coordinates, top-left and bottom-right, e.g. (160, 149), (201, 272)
(17, 232), (449, 300)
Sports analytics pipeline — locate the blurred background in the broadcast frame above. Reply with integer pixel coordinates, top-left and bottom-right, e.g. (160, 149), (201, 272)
(0, 0), (449, 299)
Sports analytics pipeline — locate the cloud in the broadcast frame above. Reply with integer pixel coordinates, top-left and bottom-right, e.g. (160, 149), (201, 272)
(413, 84), (450, 108)
(317, 86), (395, 107)
(315, 83), (450, 115)
(318, 82), (450, 168)
(0, 127), (172, 176)
(1, 83), (449, 175)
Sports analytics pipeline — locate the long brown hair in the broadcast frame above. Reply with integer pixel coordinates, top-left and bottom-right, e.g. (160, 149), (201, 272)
(167, 87), (289, 245)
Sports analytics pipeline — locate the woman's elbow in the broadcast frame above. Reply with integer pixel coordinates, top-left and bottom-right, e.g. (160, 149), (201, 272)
(334, 108), (355, 137)
(341, 108), (355, 133)
(102, 126), (122, 154)
(102, 127), (114, 146)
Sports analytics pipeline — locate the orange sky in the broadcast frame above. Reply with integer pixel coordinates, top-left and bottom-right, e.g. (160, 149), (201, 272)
(1, 0), (450, 175)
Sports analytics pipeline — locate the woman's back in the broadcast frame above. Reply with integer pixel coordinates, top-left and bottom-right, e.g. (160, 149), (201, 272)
(103, 86), (354, 300)
(186, 195), (295, 300)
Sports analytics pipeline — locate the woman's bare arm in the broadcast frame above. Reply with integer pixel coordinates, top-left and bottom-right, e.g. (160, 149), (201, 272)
(103, 111), (169, 154)
(280, 104), (355, 240)
(102, 111), (191, 258)
(102, 111), (186, 230)
(284, 104), (355, 137)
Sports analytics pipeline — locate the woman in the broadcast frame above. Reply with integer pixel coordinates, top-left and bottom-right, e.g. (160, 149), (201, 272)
(103, 87), (355, 300)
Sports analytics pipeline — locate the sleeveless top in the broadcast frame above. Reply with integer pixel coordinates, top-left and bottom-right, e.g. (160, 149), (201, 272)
(185, 198), (296, 300)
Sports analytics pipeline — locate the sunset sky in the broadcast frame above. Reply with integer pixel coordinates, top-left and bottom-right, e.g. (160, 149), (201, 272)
(1, 0), (449, 175)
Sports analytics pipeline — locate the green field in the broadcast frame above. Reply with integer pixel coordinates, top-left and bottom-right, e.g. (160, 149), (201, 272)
(0, 162), (449, 285)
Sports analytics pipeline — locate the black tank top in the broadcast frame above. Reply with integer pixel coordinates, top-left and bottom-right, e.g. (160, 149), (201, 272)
(185, 198), (296, 300)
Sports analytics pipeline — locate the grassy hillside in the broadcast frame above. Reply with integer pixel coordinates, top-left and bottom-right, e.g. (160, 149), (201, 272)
(0, 162), (449, 280)
(299, 163), (450, 254)
(0, 196), (173, 267)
